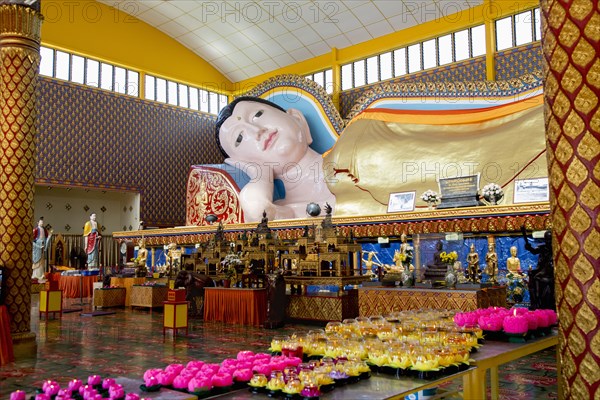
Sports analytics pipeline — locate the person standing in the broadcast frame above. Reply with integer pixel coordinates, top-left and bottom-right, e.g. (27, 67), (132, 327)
(83, 213), (101, 268)
(32, 217), (52, 282)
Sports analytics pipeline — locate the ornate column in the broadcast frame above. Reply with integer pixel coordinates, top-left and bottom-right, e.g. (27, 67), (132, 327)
(0, 1), (42, 339)
(541, 0), (600, 398)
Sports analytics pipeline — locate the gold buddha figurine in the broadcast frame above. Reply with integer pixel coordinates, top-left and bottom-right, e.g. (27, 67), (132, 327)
(506, 246), (523, 276)
(484, 243), (498, 284)
(466, 244), (480, 282)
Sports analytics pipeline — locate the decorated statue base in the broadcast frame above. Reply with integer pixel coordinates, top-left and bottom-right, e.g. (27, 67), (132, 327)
(456, 282), (483, 290)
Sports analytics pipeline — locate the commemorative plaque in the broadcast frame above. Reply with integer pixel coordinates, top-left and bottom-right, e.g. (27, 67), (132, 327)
(437, 174), (480, 209)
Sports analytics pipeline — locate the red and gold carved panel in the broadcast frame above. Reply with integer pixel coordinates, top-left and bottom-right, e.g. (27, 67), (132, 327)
(186, 166), (243, 226)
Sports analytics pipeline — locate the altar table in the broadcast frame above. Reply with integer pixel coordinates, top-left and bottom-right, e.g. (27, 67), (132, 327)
(358, 286), (507, 316)
(58, 275), (98, 298)
(110, 277), (146, 306)
(204, 287), (267, 326)
(213, 367), (471, 399)
(130, 285), (169, 308)
(463, 331), (558, 399)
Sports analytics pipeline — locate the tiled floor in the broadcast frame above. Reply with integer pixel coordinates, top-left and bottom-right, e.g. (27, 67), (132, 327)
(0, 295), (558, 398)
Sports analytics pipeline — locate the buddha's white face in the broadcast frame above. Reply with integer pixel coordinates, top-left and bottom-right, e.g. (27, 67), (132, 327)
(510, 246), (517, 257)
(219, 101), (311, 166)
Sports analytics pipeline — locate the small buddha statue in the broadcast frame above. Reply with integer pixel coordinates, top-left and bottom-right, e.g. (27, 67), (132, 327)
(466, 244), (480, 283)
(506, 246), (523, 276)
(484, 243), (498, 284)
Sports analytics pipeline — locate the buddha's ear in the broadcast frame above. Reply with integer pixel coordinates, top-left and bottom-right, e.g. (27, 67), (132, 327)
(287, 108), (312, 145)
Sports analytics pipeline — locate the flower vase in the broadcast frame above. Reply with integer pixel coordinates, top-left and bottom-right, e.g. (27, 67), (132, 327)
(445, 265), (457, 288)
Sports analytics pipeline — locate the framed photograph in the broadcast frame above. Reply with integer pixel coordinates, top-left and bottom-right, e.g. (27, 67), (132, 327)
(387, 191), (416, 213)
(514, 177), (550, 203)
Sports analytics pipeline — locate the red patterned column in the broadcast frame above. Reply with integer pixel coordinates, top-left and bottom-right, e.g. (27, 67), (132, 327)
(0, 1), (42, 339)
(541, 0), (600, 398)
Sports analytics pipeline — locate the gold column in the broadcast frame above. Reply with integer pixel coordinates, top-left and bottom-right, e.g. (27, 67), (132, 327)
(0, 1), (43, 339)
(541, 0), (600, 398)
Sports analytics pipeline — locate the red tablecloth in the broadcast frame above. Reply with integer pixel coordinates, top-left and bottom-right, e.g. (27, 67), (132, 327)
(0, 305), (14, 365)
(204, 288), (267, 326)
(59, 275), (98, 298)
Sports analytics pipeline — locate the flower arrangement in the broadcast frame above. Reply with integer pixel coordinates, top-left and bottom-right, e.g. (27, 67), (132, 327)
(439, 251), (458, 264)
(220, 252), (243, 279)
(420, 190), (439, 204)
(482, 183), (504, 203)
(506, 272), (528, 304)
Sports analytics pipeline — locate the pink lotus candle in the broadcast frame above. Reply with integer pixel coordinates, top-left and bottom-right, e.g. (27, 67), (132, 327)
(211, 372), (234, 387)
(188, 377), (212, 393)
(87, 375), (102, 387)
(44, 382), (60, 396)
(157, 371), (176, 386)
(35, 394), (50, 400)
(221, 358), (238, 368)
(233, 368), (254, 382)
(534, 310), (550, 327)
(478, 315), (503, 331)
(252, 363), (272, 376)
(57, 388), (72, 397)
(237, 350), (255, 359)
(9, 391), (26, 400)
(68, 379), (82, 391)
(144, 375), (159, 388)
(108, 383), (125, 399)
(545, 309), (558, 325)
(285, 357), (302, 367)
(79, 385), (92, 395)
(186, 360), (205, 369)
(165, 363), (184, 375)
(82, 387), (98, 400)
(237, 361), (253, 369)
(102, 378), (116, 390)
(125, 394), (141, 400)
(172, 375), (191, 389)
(525, 313), (539, 330)
(202, 363), (221, 374)
(142, 369), (161, 381)
(503, 312), (529, 334)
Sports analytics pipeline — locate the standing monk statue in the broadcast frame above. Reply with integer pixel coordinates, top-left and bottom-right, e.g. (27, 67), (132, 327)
(32, 217), (52, 282)
(83, 212), (102, 269)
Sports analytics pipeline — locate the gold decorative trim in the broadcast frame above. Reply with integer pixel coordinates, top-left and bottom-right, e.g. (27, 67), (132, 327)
(114, 203), (551, 243)
(0, 4), (43, 45)
(345, 70), (544, 120)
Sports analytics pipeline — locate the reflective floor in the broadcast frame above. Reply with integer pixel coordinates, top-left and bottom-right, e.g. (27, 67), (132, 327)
(0, 295), (557, 399)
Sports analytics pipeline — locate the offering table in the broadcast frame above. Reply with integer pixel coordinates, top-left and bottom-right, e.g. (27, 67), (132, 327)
(212, 368), (472, 399)
(130, 285), (169, 308)
(358, 286), (507, 316)
(110, 277), (146, 306)
(463, 331), (558, 400)
(204, 287), (267, 326)
(59, 275), (97, 298)
(284, 276), (365, 321)
(93, 287), (126, 308)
